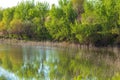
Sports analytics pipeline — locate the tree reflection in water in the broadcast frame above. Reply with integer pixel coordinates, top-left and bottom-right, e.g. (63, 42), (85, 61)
(0, 45), (119, 80)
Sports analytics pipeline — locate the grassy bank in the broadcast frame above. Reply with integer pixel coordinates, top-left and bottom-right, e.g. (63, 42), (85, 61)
(0, 38), (119, 51)
(0, 38), (84, 48)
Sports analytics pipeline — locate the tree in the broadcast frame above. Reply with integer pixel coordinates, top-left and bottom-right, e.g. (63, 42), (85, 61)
(71, 0), (84, 21)
(45, 0), (76, 41)
(2, 7), (15, 27)
(14, 0), (34, 20)
(32, 2), (50, 40)
(0, 8), (3, 21)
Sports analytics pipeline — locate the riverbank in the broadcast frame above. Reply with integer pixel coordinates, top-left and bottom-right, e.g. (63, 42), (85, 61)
(0, 38), (119, 50)
(0, 38), (84, 49)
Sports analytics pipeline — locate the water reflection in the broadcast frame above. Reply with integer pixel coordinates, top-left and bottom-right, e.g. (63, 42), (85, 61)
(0, 44), (119, 80)
(0, 67), (19, 80)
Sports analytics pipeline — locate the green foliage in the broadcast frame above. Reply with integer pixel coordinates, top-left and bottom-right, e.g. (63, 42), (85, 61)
(32, 2), (50, 40)
(0, 1), (50, 40)
(74, 0), (120, 46)
(45, 0), (76, 41)
(0, 0), (120, 46)
(14, 1), (34, 20)
(0, 8), (3, 21)
(46, 17), (70, 41)
(2, 7), (15, 30)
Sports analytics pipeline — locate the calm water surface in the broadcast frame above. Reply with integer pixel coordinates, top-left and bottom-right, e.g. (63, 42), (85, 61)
(0, 44), (120, 80)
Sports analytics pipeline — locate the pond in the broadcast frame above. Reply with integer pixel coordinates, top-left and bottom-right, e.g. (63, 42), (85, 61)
(0, 44), (119, 80)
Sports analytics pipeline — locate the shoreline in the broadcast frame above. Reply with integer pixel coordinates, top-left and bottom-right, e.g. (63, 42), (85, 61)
(0, 38), (84, 49)
(0, 38), (119, 49)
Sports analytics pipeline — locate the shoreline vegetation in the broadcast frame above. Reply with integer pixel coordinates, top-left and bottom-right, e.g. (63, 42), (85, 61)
(0, 38), (91, 48)
(0, 0), (120, 47)
(0, 38), (119, 50)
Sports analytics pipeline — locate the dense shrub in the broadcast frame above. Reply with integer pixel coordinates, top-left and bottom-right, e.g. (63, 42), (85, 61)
(0, 0), (120, 46)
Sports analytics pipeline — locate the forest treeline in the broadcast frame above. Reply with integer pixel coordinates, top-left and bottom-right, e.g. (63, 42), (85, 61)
(0, 0), (120, 46)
